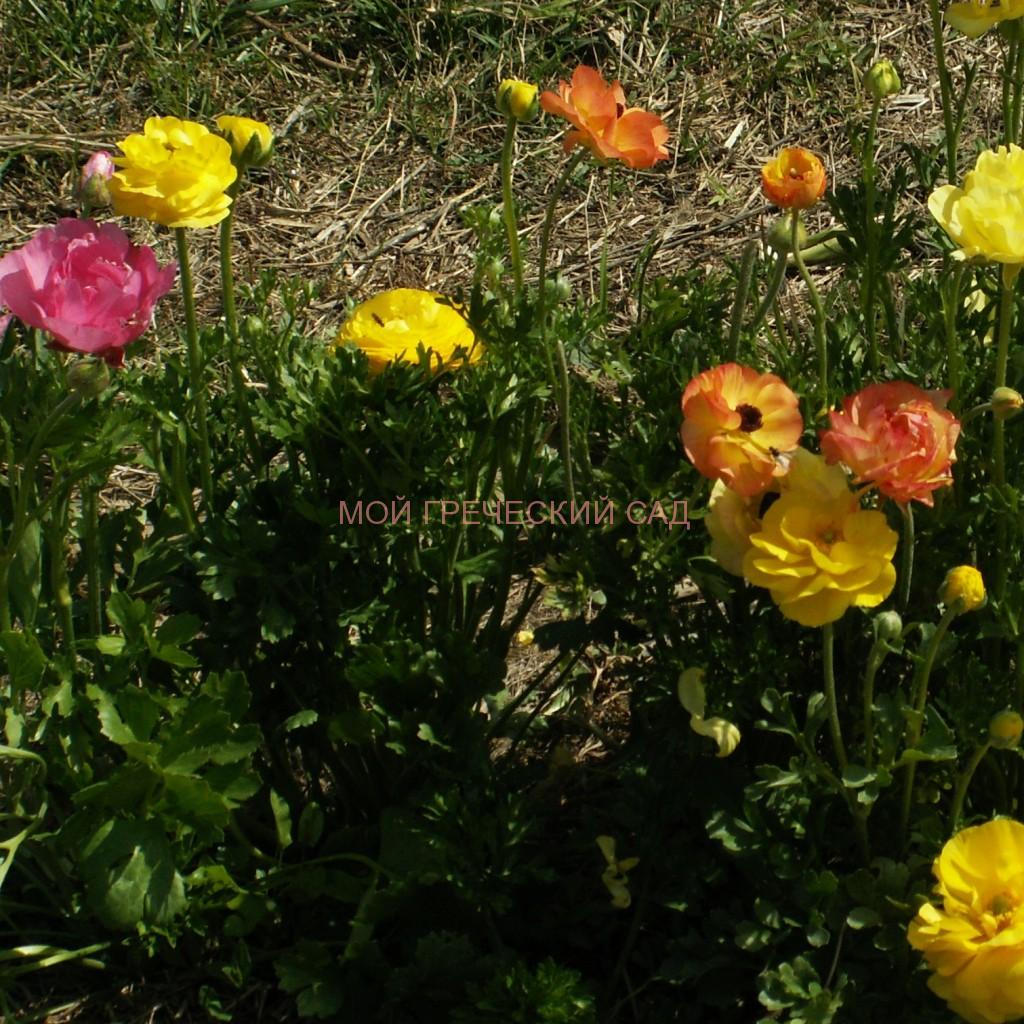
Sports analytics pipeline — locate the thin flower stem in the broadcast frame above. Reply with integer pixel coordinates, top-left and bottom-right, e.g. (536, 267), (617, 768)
(927, 0), (958, 181)
(899, 602), (960, 848)
(861, 643), (887, 771)
(949, 742), (992, 833)
(537, 150), (584, 501)
(993, 266), (1018, 601)
(726, 241), (758, 362)
(83, 478), (103, 637)
(899, 501), (914, 612)
(1005, 38), (1018, 146)
(749, 251), (787, 337)
(943, 263), (967, 405)
(862, 96), (882, 374)
(47, 506), (74, 654)
(822, 624), (848, 773)
(175, 228), (214, 511)
(1012, 41), (1024, 146)
(790, 212), (828, 415)
(219, 197), (261, 468)
(499, 117), (524, 294)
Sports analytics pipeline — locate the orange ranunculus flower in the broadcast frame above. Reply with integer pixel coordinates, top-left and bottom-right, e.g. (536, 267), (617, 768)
(819, 382), (960, 507)
(761, 147), (827, 210)
(681, 363), (803, 497)
(539, 66), (669, 170)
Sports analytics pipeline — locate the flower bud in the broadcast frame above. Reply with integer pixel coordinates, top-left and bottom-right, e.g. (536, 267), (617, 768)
(941, 565), (986, 614)
(497, 78), (539, 123)
(865, 60), (901, 102)
(992, 386), (1024, 421)
(989, 710), (1024, 749)
(766, 216), (808, 254)
(215, 115), (274, 168)
(543, 273), (571, 305)
(873, 610), (903, 643)
(67, 359), (110, 397)
(515, 628), (535, 646)
(77, 151), (115, 212)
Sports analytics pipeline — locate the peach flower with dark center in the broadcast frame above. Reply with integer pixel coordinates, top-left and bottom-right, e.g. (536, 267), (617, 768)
(681, 363), (803, 497)
(540, 66), (669, 170)
(819, 382), (960, 506)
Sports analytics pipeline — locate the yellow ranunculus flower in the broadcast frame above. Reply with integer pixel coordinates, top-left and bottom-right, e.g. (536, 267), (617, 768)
(989, 710), (1024, 749)
(942, 565), (987, 613)
(946, 0), (1024, 38)
(109, 117), (236, 229)
(909, 818), (1024, 1023)
(677, 668), (741, 757)
(930, 145), (1024, 266)
(497, 78), (539, 122)
(335, 288), (481, 376)
(742, 454), (898, 628)
(706, 480), (763, 576)
(216, 115), (274, 167)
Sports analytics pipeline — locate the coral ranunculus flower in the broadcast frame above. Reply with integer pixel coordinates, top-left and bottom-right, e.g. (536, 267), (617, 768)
(930, 144), (1024, 266)
(819, 382), (960, 506)
(540, 66), (669, 170)
(109, 117), (237, 229)
(946, 0), (1024, 37)
(335, 288), (480, 376)
(761, 147), (827, 210)
(0, 219), (177, 367)
(909, 819), (1024, 1024)
(742, 453), (898, 627)
(681, 363), (803, 497)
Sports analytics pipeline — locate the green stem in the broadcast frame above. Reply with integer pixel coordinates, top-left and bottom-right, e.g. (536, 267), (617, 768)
(899, 603), (960, 847)
(82, 478), (103, 637)
(822, 624), (848, 773)
(175, 228), (214, 511)
(748, 251), (787, 338)
(219, 197), (261, 468)
(863, 96), (882, 374)
(899, 501), (914, 612)
(47, 502), (74, 654)
(1012, 40), (1024, 147)
(943, 263), (967, 405)
(1005, 38), (1018, 146)
(726, 241), (758, 362)
(0, 392), (83, 632)
(861, 642), (888, 771)
(790, 211), (828, 415)
(993, 265), (1018, 601)
(949, 742), (992, 833)
(499, 117), (524, 294)
(927, 0), (958, 181)
(537, 151), (584, 501)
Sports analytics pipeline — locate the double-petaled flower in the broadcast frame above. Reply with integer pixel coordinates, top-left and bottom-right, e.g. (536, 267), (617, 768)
(109, 116), (237, 229)
(946, 0), (1024, 38)
(909, 818), (1024, 1024)
(741, 451), (898, 627)
(335, 288), (481, 375)
(820, 382), (960, 506)
(0, 218), (176, 367)
(540, 66), (669, 170)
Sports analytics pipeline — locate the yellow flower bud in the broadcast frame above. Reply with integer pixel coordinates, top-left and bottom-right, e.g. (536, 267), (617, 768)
(515, 628), (535, 646)
(941, 565), (986, 613)
(865, 59), (901, 101)
(989, 710), (1024, 749)
(497, 78), (539, 122)
(215, 115), (274, 168)
(992, 386), (1024, 420)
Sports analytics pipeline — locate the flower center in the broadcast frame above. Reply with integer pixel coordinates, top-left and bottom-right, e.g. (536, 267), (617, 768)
(736, 403), (763, 432)
(990, 892), (1016, 916)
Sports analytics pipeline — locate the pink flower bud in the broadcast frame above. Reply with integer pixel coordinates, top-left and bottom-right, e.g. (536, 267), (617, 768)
(78, 151), (115, 212)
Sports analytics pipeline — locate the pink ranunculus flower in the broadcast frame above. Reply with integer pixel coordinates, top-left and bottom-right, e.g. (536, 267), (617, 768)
(819, 382), (960, 506)
(0, 218), (177, 367)
(80, 151), (115, 188)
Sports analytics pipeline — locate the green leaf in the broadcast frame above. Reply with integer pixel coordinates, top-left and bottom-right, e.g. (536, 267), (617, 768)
(80, 819), (186, 930)
(0, 630), (46, 693)
(270, 789), (292, 851)
(9, 520), (41, 628)
(846, 906), (882, 930)
(283, 709), (319, 732)
(841, 764), (875, 789)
